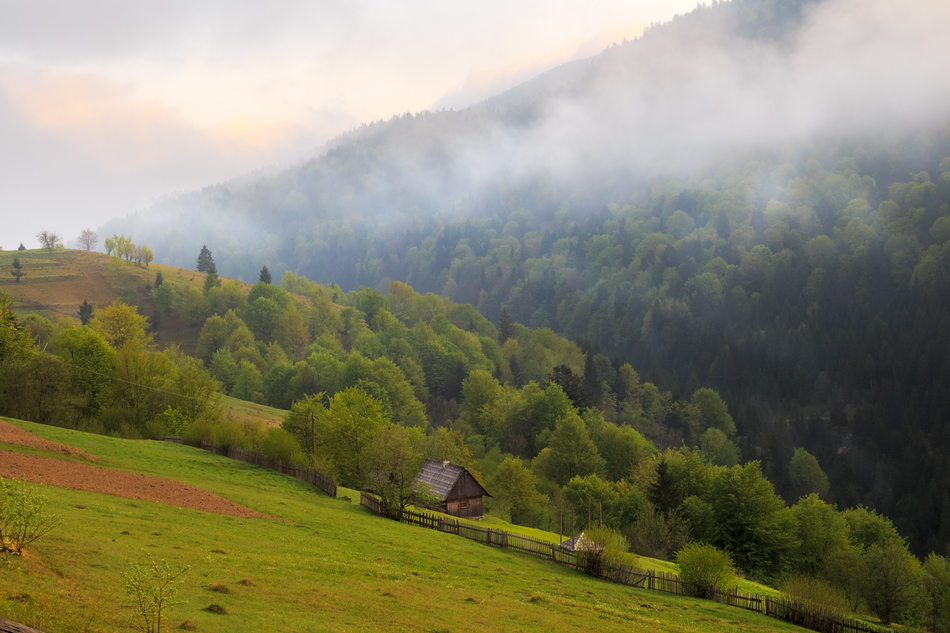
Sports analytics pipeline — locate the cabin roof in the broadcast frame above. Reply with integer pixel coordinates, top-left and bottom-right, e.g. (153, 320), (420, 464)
(414, 459), (490, 501)
(558, 532), (601, 552)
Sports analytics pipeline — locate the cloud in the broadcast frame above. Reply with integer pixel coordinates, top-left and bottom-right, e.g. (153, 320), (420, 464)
(445, 0), (950, 187)
(0, 65), (321, 246)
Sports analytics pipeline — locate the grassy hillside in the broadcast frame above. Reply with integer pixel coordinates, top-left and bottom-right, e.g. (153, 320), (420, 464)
(0, 248), (251, 354)
(0, 419), (813, 633)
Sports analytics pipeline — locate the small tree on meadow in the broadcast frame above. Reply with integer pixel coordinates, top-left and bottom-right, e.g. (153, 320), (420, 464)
(259, 265), (272, 284)
(36, 230), (62, 253)
(366, 424), (432, 521)
(17, 243), (25, 251)
(10, 257), (25, 282)
(78, 228), (99, 251)
(676, 542), (737, 597)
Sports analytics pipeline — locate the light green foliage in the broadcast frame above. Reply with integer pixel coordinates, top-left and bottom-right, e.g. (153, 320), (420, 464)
(698, 428), (738, 467)
(206, 280), (247, 316)
(53, 326), (117, 417)
(160, 347), (222, 429)
(259, 427), (308, 466)
(0, 477), (62, 555)
(787, 494), (853, 579)
(788, 448), (829, 499)
(689, 388), (735, 437)
(231, 360), (264, 404)
(779, 575), (849, 618)
(424, 427), (473, 466)
(460, 369), (503, 441)
(843, 506), (901, 550)
(122, 550), (189, 633)
(179, 286), (207, 325)
(862, 538), (924, 625)
(274, 304), (311, 361)
(923, 553), (950, 633)
(578, 526), (636, 581)
(488, 456), (547, 527)
(90, 301), (153, 350)
(366, 424), (428, 520)
(676, 542), (736, 597)
(209, 348), (238, 393)
(706, 461), (796, 578)
(538, 413), (605, 486)
(244, 296), (280, 341)
(151, 282), (178, 314)
(0, 291), (36, 362)
(321, 387), (389, 487)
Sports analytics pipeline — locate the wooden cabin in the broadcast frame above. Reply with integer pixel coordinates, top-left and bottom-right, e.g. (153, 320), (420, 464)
(414, 459), (490, 519)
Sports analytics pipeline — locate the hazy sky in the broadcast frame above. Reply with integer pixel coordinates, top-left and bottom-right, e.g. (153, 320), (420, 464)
(0, 0), (699, 248)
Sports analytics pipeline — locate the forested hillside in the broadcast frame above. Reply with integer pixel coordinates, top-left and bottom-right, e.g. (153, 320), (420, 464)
(97, 0), (950, 557)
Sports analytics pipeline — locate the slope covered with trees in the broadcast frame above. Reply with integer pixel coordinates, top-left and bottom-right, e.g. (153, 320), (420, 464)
(94, 0), (950, 558)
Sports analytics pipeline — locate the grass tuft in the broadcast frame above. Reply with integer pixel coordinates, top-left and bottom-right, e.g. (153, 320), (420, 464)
(205, 604), (228, 615)
(209, 584), (230, 594)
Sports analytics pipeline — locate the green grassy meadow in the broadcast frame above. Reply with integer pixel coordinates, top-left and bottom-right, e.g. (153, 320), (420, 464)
(0, 418), (819, 633)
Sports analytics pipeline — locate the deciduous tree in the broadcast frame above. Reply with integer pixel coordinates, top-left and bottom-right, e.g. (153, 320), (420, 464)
(36, 230), (62, 253)
(78, 228), (98, 251)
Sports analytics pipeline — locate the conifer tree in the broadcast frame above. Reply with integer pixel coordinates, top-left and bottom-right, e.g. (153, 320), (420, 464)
(10, 257), (25, 282)
(154, 271), (164, 287)
(196, 245), (216, 274)
(78, 300), (93, 326)
(17, 243), (25, 251)
(497, 307), (515, 343)
(259, 265), (272, 284)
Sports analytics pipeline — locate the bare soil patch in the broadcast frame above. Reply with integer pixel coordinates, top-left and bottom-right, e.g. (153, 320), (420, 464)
(0, 420), (275, 520)
(0, 419), (97, 460)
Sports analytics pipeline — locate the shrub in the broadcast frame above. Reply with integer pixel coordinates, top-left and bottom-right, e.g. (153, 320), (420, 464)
(0, 477), (62, 555)
(259, 427), (308, 466)
(122, 550), (189, 633)
(780, 574), (850, 618)
(676, 542), (736, 597)
(578, 526), (637, 580)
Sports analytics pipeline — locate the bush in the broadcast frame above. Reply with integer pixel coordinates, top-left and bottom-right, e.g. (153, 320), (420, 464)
(0, 477), (62, 555)
(259, 427), (308, 466)
(780, 574), (850, 618)
(578, 526), (637, 580)
(122, 550), (189, 633)
(676, 542), (736, 597)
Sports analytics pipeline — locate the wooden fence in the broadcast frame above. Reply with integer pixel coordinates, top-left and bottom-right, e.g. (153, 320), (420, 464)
(360, 492), (887, 633)
(197, 441), (337, 497)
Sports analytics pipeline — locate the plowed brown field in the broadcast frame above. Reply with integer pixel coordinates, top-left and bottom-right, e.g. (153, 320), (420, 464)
(0, 419), (275, 519)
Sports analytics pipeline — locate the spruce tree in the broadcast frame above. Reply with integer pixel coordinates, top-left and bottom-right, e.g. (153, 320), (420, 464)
(196, 245), (216, 273)
(17, 243), (25, 251)
(10, 257), (25, 282)
(154, 270), (164, 287)
(78, 300), (93, 326)
(497, 307), (515, 343)
(259, 265), (272, 284)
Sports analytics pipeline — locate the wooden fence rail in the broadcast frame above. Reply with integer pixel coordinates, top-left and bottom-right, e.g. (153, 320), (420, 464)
(360, 492), (887, 633)
(197, 441), (337, 497)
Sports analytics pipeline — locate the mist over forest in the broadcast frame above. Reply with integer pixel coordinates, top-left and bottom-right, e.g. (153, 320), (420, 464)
(97, 0), (950, 554)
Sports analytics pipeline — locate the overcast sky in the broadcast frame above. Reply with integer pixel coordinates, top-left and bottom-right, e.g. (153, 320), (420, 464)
(0, 0), (701, 249)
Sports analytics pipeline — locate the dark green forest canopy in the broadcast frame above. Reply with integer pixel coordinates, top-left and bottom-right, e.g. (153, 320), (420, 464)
(96, 0), (950, 555)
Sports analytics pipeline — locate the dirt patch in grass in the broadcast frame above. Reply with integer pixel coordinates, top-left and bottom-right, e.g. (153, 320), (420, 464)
(0, 421), (279, 520)
(0, 418), (97, 460)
